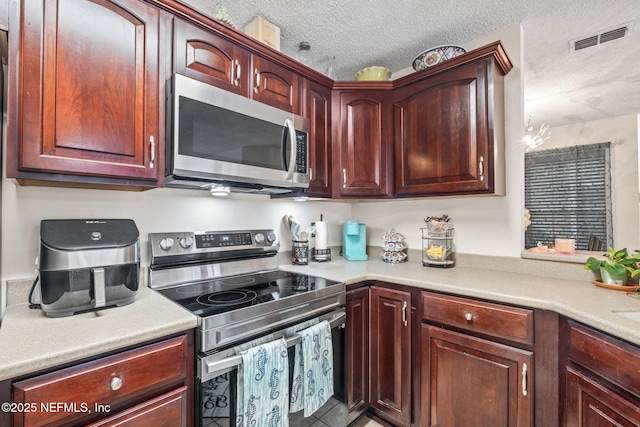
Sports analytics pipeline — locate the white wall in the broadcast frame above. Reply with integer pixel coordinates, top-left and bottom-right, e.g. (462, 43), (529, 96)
(0, 183), (352, 282)
(539, 115), (640, 251)
(355, 23), (525, 257)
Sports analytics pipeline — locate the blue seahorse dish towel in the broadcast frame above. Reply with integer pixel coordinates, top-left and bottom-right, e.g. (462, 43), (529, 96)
(236, 338), (289, 427)
(290, 320), (334, 416)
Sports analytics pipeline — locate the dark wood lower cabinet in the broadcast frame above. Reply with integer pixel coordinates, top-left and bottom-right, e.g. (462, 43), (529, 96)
(565, 367), (640, 427)
(9, 333), (193, 427)
(421, 325), (533, 427)
(563, 320), (640, 427)
(346, 286), (370, 421)
(370, 285), (412, 426)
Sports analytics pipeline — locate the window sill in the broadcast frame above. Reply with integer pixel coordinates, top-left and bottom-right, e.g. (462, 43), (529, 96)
(521, 249), (607, 264)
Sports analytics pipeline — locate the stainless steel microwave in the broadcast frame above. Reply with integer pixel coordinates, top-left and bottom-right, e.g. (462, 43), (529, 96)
(165, 74), (310, 194)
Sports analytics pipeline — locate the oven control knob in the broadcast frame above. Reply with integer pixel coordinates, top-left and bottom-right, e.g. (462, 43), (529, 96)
(159, 237), (174, 251)
(266, 232), (276, 243)
(179, 236), (194, 249)
(254, 233), (265, 244)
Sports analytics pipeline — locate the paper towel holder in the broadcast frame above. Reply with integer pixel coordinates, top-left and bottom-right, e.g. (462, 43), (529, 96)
(312, 214), (331, 262)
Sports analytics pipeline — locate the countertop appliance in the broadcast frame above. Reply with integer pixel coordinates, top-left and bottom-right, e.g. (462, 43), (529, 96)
(36, 219), (140, 317)
(343, 220), (368, 261)
(148, 228), (347, 427)
(165, 73), (310, 194)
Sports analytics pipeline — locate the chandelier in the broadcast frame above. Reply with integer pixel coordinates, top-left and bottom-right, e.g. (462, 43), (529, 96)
(523, 115), (550, 152)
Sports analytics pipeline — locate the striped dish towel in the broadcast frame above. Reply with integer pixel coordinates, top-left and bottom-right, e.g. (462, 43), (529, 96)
(236, 338), (289, 427)
(290, 320), (334, 416)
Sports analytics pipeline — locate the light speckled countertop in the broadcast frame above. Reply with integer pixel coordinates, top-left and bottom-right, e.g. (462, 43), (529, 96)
(279, 257), (640, 347)
(0, 285), (198, 381)
(2, 255), (640, 383)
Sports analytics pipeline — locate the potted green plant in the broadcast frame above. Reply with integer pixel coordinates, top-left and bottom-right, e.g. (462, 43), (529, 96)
(584, 247), (640, 285)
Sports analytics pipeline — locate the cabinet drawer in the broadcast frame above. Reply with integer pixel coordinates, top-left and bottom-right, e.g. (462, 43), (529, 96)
(422, 292), (534, 345)
(569, 321), (640, 397)
(13, 336), (187, 426)
(85, 386), (188, 427)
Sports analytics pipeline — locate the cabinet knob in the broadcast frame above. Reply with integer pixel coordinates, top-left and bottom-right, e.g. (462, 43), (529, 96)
(464, 312), (473, 322)
(110, 377), (123, 391)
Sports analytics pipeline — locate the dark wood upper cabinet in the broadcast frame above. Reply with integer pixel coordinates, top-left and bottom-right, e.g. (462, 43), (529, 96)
(251, 55), (300, 114)
(174, 17), (250, 96)
(7, 0), (164, 186)
(302, 79), (332, 197)
(174, 18), (298, 114)
(393, 46), (511, 197)
(333, 88), (394, 197)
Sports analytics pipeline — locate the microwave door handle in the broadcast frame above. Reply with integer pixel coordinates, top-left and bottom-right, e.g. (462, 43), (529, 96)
(284, 119), (297, 180)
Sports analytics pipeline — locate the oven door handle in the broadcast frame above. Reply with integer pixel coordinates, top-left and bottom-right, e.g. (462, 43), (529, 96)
(202, 309), (345, 379)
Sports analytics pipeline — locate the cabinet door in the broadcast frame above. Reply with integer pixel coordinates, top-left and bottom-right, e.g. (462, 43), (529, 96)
(251, 55), (299, 113)
(10, 0), (161, 182)
(422, 325), (533, 427)
(86, 386), (188, 427)
(370, 286), (411, 425)
(335, 91), (393, 197)
(173, 18), (250, 95)
(565, 367), (640, 427)
(394, 59), (504, 196)
(302, 79), (332, 197)
(346, 287), (370, 418)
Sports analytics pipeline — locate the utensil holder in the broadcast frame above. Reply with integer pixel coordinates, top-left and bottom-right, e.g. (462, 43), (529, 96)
(292, 240), (309, 265)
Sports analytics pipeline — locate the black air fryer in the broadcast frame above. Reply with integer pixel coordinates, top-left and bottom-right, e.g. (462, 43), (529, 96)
(36, 219), (140, 317)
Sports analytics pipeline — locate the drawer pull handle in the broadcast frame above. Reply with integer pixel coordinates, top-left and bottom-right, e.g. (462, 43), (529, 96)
(110, 377), (123, 391)
(521, 363), (528, 396)
(479, 156), (484, 181)
(464, 312), (473, 322)
(342, 168), (347, 188)
(402, 301), (408, 327)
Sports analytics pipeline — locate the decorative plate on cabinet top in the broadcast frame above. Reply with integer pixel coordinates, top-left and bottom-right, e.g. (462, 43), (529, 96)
(412, 45), (466, 71)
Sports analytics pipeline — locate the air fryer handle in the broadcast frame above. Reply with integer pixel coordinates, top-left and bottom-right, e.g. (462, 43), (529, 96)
(92, 267), (106, 308)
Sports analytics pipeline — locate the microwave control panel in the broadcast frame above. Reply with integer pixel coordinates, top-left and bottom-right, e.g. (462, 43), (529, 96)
(295, 130), (308, 173)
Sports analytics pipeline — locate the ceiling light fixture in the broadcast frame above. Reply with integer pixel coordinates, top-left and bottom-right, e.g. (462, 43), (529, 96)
(523, 115), (550, 152)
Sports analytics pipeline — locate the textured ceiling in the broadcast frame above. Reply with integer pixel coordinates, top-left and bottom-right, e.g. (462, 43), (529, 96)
(182, 0), (640, 128)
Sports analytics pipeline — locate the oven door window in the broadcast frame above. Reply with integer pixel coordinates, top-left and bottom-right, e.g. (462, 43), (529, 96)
(178, 97), (290, 171)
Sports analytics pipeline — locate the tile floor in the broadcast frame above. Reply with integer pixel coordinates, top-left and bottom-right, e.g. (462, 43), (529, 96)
(202, 397), (383, 427)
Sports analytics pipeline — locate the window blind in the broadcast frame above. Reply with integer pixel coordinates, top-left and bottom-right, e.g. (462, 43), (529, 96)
(524, 142), (612, 250)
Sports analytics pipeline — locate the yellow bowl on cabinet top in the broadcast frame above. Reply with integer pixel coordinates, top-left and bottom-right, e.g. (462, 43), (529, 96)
(355, 66), (391, 81)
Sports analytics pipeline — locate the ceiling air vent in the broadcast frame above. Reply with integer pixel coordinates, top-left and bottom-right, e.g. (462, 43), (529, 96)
(570, 22), (631, 52)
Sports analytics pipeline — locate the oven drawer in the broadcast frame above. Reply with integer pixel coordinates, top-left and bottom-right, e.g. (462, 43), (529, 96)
(422, 291), (534, 345)
(13, 336), (188, 426)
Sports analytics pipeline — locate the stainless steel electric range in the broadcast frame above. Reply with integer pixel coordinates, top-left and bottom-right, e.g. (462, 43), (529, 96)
(148, 229), (346, 427)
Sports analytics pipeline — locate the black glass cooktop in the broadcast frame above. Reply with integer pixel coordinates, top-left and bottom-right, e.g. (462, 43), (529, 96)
(157, 270), (341, 317)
